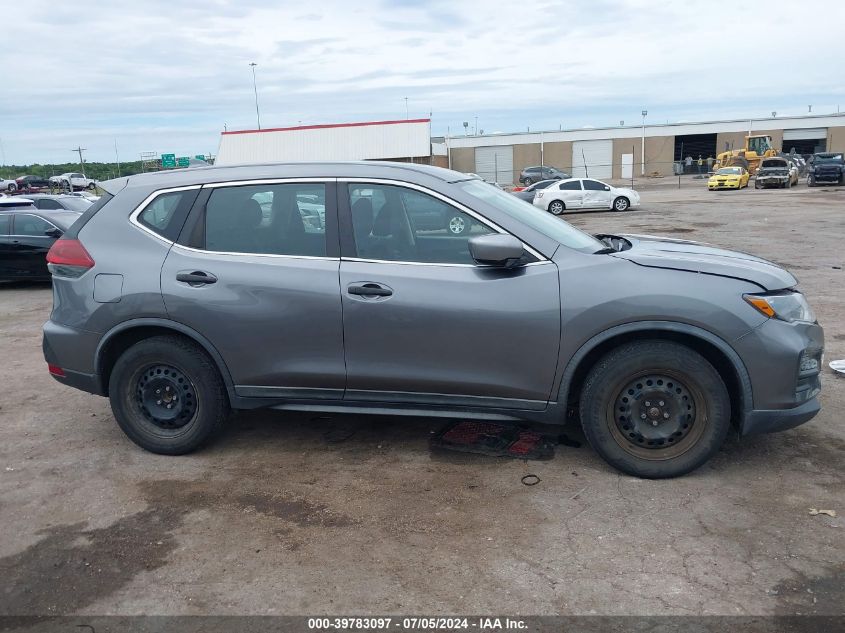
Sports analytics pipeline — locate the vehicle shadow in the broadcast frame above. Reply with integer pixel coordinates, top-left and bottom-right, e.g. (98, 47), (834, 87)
(0, 280), (52, 289)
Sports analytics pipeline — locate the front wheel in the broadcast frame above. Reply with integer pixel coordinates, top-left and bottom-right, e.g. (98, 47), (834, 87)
(547, 200), (565, 215)
(109, 335), (229, 454)
(579, 340), (731, 478)
(613, 196), (630, 212)
(522, 177), (533, 186)
(6, 183), (15, 192)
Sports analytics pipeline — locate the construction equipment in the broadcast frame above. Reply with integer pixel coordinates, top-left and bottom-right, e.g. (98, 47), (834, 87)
(713, 135), (779, 175)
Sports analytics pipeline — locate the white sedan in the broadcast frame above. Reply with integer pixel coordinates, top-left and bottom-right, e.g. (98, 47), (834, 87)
(533, 177), (640, 214)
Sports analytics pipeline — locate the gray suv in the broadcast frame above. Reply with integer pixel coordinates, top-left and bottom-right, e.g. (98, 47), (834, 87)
(42, 162), (824, 478)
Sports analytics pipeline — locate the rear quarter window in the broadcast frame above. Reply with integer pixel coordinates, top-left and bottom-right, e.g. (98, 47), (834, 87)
(135, 188), (201, 241)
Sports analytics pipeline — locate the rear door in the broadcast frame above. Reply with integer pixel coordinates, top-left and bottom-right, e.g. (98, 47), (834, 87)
(558, 180), (584, 208)
(160, 179), (346, 400)
(338, 181), (561, 409)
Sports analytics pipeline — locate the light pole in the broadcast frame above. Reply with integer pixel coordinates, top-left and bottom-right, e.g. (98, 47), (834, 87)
(404, 97), (409, 119)
(249, 62), (261, 130)
(641, 110), (648, 177)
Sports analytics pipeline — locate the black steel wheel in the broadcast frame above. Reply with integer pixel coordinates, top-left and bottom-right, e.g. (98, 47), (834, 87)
(109, 335), (229, 454)
(579, 340), (731, 478)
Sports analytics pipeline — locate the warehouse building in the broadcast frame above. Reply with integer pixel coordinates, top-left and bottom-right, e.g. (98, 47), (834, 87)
(445, 113), (845, 185)
(215, 118), (437, 166)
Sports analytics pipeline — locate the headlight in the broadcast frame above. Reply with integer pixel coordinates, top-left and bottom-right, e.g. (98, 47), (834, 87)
(743, 291), (816, 323)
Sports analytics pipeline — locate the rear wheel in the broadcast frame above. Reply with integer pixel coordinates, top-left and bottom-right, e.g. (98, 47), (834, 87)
(548, 200), (565, 215)
(109, 335), (229, 454)
(579, 340), (731, 478)
(522, 177), (533, 186)
(87, 182), (96, 190)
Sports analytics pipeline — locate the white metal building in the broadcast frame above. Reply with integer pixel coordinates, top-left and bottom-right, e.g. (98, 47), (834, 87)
(215, 118), (432, 165)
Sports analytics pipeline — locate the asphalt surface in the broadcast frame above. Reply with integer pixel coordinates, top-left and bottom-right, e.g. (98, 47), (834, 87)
(0, 181), (842, 616)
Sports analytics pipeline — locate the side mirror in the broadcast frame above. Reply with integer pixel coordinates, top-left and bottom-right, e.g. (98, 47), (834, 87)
(468, 234), (524, 268)
(44, 227), (63, 238)
(604, 186), (611, 191)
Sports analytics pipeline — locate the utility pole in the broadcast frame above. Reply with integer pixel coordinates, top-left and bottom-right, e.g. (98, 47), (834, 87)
(640, 110), (648, 177)
(404, 97), (409, 120)
(71, 146), (87, 177)
(249, 62), (261, 130)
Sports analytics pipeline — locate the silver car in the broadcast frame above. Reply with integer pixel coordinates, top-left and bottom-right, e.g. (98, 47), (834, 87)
(42, 162), (824, 478)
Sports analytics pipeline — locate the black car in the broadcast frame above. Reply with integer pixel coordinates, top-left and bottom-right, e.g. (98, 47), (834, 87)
(24, 194), (93, 213)
(519, 165), (570, 186)
(808, 152), (845, 186)
(0, 198), (81, 281)
(15, 175), (52, 190)
(511, 179), (556, 202)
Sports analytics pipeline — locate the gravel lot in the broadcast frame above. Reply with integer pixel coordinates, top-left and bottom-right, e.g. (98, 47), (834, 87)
(0, 181), (842, 617)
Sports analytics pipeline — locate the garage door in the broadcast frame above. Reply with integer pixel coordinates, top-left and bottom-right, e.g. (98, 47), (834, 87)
(572, 140), (613, 179)
(475, 146), (514, 186)
(783, 128), (826, 141)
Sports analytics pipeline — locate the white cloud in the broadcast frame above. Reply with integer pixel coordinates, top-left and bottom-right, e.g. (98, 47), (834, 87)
(1, 0), (844, 163)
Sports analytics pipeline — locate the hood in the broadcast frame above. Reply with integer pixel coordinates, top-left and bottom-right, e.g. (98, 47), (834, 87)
(757, 168), (788, 176)
(610, 234), (797, 290)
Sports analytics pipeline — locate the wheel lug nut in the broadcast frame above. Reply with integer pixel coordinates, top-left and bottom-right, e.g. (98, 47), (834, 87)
(663, 412), (670, 419)
(156, 389), (161, 394)
(659, 401), (665, 406)
(640, 413), (647, 419)
(652, 420), (659, 426)
(645, 401), (651, 407)
(156, 400), (162, 405)
(167, 404), (172, 409)
(166, 386), (170, 391)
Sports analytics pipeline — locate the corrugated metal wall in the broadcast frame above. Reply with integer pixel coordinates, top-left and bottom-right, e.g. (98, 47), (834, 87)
(216, 120), (432, 165)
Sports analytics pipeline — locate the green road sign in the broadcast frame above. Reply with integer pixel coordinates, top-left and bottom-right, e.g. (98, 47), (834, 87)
(176, 156), (190, 167)
(161, 153), (176, 168)
(194, 155), (205, 161)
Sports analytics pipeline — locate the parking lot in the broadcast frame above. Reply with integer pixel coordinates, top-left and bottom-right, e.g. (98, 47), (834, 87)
(0, 182), (842, 617)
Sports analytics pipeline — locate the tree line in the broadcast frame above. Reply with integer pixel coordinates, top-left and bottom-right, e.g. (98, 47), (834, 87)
(0, 161), (148, 182)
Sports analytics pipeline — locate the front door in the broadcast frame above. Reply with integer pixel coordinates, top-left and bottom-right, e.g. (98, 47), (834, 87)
(338, 182), (561, 409)
(582, 179), (613, 208)
(160, 180), (346, 400)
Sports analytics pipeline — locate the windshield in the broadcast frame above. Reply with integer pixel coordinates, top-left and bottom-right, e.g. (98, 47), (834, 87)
(457, 180), (603, 253)
(815, 153), (844, 163)
(716, 167), (742, 175)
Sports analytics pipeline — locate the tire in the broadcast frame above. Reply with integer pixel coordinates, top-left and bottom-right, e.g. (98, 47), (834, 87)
(108, 335), (229, 455)
(808, 176), (815, 187)
(547, 200), (565, 215)
(579, 340), (731, 479)
(87, 182), (96, 190)
(446, 215), (470, 235)
(613, 196), (630, 212)
(6, 183), (15, 192)
(522, 177), (533, 186)
(755, 181), (761, 189)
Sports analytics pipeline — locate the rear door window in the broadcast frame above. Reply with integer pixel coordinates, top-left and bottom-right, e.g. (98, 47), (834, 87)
(560, 180), (582, 190)
(583, 179), (609, 191)
(203, 183), (328, 257)
(14, 214), (55, 236)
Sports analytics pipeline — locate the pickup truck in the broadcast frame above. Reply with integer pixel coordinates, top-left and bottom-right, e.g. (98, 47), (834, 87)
(49, 172), (98, 191)
(807, 152), (845, 186)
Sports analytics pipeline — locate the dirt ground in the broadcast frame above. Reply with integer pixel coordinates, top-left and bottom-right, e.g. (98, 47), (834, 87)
(0, 181), (842, 617)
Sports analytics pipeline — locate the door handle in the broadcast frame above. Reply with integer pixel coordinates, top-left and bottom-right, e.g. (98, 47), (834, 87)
(348, 283), (392, 297)
(176, 270), (217, 285)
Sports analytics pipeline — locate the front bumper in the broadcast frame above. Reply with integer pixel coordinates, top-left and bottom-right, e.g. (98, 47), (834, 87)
(756, 177), (788, 188)
(709, 180), (741, 189)
(734, 317), (824, 435)
(743, 398), (820, 435)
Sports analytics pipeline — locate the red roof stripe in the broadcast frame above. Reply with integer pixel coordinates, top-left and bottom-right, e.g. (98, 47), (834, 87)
(221, 118), (431, 135)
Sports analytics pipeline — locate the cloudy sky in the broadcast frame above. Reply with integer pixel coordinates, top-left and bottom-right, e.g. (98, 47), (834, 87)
(2, 0), (845, 165)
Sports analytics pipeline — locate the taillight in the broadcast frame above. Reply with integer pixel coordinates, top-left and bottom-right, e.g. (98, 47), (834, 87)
(48, 364), (66, 377)
(46, 239), (95, 278)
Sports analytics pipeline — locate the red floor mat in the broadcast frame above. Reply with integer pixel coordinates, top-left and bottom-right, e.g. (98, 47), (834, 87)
(430, 420), (556, 460)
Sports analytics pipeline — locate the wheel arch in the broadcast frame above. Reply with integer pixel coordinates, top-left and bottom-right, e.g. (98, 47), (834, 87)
(94, 318), (236, 403)
(559, 321), (753, 428)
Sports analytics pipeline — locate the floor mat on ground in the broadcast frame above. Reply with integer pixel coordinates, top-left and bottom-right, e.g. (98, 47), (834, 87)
(430, 420), (556, 460)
